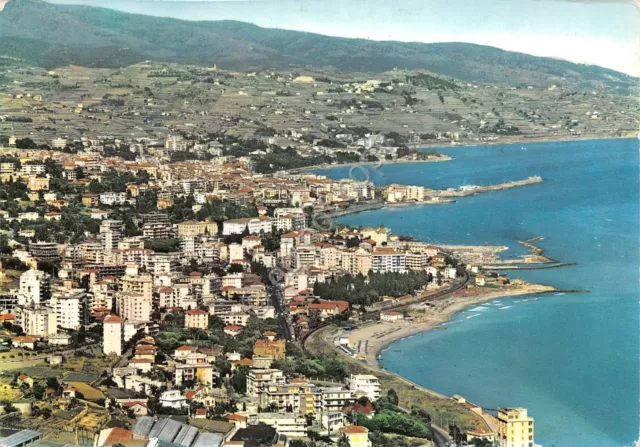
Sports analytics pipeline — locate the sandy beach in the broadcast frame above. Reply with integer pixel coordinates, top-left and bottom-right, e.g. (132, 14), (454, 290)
(338, 284), (558, 371)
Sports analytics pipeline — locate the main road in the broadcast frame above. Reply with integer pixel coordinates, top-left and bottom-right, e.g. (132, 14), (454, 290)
(431, 424), (454, 447)
(267, 283), (294, 342)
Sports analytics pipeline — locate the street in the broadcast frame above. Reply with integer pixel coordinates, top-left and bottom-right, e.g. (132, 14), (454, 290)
(432, 424), (454, 447)
(267, 284), (294, 342)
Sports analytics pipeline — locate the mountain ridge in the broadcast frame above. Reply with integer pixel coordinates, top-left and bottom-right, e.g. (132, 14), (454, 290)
(0, 0), (635, 92)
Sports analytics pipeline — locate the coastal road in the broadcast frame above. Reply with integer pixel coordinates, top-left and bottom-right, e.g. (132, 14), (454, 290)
(431, 424), (454, 447)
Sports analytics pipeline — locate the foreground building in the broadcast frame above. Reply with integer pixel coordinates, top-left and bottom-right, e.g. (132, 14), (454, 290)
(103, 314), (124, 356)
(497, 407), (534, 447)
(340, 425), (372, 447)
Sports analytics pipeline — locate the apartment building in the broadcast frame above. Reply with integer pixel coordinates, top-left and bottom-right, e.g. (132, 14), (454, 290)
(246, 369), (286, 397)
(185, 309), (208, 330)
(371, 248), (406, 273)
(49, 289), (89, 330)
(177, 220), (219, 237)
(103, 315), (123, 355)
(100, 220), (124, 253)
(497, 408), (534, 447)
(340, 426), (372, 447)
(121, 274), (153, 301)
(18, 269), (51, 306)
(347, 374), (381, 401)
(15, 305), (57, 337)
(116, 291), (151, 323)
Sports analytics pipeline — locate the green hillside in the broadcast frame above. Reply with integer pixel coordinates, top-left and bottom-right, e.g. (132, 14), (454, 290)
(0, 0), (635, 92)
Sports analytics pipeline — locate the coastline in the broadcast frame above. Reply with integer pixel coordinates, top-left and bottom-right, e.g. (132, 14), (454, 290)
(306, 283), (563, 431)
(284, 154), (452, 174)
(293, 134), (634, 176)
(405, 133), (635, 150)
(339, 284), (558, 372)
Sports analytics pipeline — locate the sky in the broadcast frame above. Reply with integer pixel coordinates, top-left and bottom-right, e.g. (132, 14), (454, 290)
(47, 0), (640, 76)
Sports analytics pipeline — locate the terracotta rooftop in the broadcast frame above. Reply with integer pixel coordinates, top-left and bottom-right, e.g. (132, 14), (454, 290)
(340, 425), (369, 434)
(104, 314), (123, 323)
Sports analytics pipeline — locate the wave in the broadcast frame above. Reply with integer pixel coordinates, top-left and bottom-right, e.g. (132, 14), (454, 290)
(499, 306), (512, 310)
(469, 306), (489, 312)
(466, 314), (480, 319)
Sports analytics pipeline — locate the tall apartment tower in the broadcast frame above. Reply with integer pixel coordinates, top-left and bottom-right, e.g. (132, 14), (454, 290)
(103, 314), (123, 356)
(100, 220), (124, 253)
(497, 407), (535, 447)
(18, 269), (51, 306)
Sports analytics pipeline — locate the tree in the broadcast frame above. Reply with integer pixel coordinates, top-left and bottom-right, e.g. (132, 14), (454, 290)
(46, 377), (61, 391)
(29, 383), (44, 399)
(386, 389), (399, 406)
(230, 366), (249, 394)
(15, 138), (38, 149)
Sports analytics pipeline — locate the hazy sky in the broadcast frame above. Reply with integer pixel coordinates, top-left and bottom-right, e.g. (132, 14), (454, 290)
(48, 0), (640, 76)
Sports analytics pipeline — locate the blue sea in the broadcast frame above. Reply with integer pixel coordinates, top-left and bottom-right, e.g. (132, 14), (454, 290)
(317, 139), (639, 447)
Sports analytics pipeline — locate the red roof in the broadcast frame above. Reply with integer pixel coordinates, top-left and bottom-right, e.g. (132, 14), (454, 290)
(104, 314), (123, 323)
(340, 425), (368, 434)
(176, 345), (193, 351)
(195, 408), (207, 415)
(104, 427), (134, 446)
(185, 309), (208, 315)
(226, 413), (248, 421)
(343, 400), (374, 415)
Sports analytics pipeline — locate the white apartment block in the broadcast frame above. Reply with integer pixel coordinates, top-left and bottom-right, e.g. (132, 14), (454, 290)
(15, 305), (57, 337)
(371, 249), (407, 273)
(246, 369), (286, 397)
(347, 374), (381, 401)
(103, 314), (123, 355)
(99, 192), (127, 206)
(100, 220), (124, 252)
(18, 269), (51, 306)
(49, 290), (89, 330)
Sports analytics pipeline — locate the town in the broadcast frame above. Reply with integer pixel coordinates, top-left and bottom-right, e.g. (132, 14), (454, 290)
(0, 51), (621, 447)
(0, 135), (547, 447)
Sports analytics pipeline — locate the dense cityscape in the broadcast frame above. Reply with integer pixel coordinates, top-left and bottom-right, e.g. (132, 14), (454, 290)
(0, 1), (637, 447)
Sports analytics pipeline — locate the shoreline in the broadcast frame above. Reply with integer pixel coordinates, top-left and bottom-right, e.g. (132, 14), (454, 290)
(307, 283), (568, 431)
(284, 154), (452, 174)
(296, 135), (634, 176)
(405, 133), (634, 150)
(339, 284), (559, 372)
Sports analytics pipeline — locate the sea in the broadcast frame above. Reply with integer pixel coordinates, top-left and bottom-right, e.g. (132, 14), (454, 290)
(316, 138), (639, 447)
